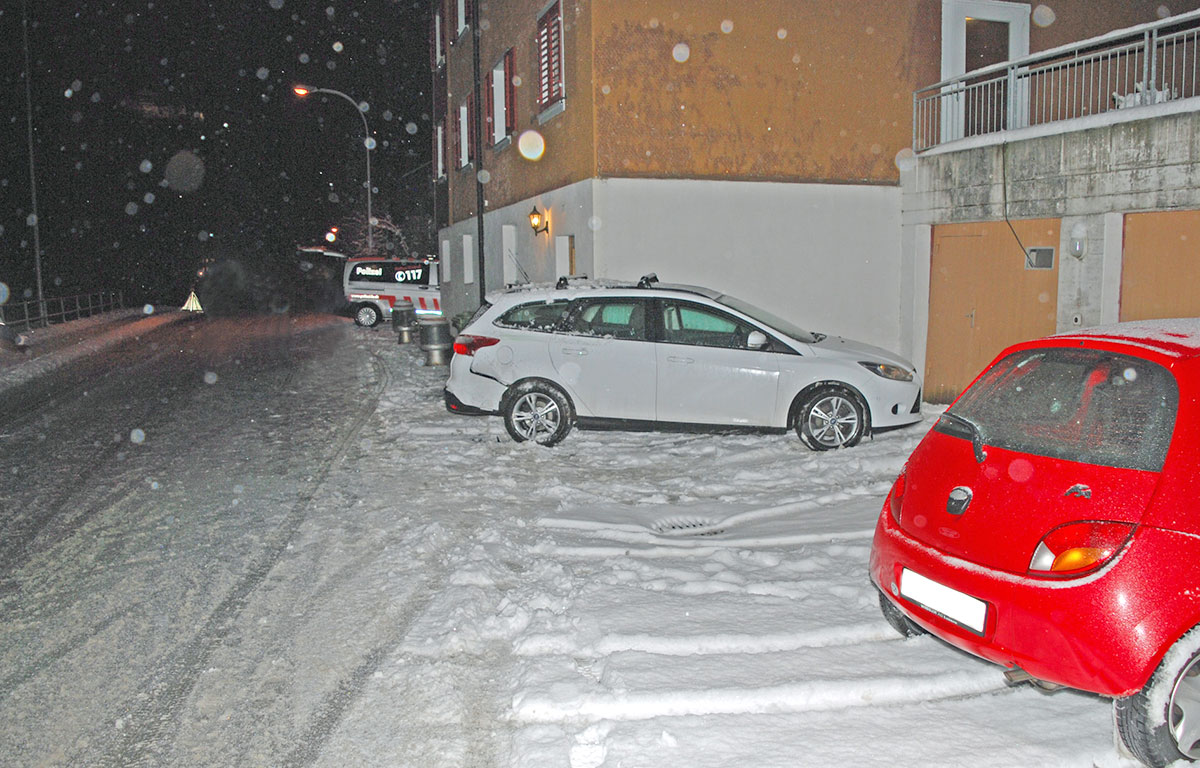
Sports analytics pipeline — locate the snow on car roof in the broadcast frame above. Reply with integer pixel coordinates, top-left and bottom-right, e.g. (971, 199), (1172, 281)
(1056, 318), (1200, 358)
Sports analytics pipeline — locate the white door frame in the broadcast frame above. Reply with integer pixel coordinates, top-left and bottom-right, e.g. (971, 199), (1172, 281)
(940, 0), (1031, 140)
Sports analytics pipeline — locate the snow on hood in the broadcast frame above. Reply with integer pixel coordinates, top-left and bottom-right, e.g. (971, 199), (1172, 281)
(808, 334), (914, 367)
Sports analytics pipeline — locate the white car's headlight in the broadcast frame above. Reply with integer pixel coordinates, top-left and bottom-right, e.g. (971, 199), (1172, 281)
(859, 362), (914, 382)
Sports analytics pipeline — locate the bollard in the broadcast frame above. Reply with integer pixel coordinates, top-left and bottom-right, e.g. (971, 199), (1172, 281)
(417, 316), (453, 365)
(392, 300), (417, 344)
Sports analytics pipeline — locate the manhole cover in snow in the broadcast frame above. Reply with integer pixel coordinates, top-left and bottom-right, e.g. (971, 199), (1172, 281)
(651, 516), (725, 537)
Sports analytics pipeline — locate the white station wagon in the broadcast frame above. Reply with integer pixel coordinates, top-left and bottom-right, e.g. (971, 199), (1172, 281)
(444, 275), (923, 447)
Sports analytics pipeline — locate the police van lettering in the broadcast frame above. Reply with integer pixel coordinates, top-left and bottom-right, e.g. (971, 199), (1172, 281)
(394, 268), (423, 282)
(354, 265), (384, 277)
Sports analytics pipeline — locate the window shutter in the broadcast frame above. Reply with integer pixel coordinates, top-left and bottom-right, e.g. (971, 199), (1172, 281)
(537, 2), (563, 109)
(504, 49), (517, 134)
(485, 69), (495, 147)
(467, 94), (476, 164)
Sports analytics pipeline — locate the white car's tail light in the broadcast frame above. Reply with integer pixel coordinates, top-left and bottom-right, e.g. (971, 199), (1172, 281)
(452, 335), (500, 356)
(1028, 520), (1134, 576)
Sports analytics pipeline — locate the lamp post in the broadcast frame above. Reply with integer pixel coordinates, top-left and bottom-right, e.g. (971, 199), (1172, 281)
(22, 0), (45, 316)
(293, 85), (373, 252)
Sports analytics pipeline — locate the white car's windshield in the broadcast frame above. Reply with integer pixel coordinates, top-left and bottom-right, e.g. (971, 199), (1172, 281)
(715, 294), (821, 344)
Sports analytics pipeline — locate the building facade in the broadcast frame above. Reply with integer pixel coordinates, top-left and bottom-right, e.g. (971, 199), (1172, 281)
(431, 0), (1198, 364)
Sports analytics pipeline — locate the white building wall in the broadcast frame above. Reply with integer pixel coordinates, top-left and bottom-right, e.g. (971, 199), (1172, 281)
(440, 177), (906, 353)
(594, 178), (904, 352)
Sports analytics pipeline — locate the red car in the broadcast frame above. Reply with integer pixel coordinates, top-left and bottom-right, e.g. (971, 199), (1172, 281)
(870, 320), (1200, 768)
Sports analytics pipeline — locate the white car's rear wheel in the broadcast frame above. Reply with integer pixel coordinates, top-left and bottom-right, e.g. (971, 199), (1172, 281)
(502, 381), (574, 446)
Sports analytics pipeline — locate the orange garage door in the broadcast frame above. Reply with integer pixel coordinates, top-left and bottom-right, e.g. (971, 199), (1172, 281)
(925, 219), (1060, 403)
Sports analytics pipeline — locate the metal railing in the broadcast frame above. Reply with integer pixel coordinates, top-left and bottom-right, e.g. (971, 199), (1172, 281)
(914, 10), (1200, 151)
(0, 291), (125, 331)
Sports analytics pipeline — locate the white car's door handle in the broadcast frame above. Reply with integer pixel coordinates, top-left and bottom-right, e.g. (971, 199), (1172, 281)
(667, 356), (694, 364)
(562, 347), (588, 356)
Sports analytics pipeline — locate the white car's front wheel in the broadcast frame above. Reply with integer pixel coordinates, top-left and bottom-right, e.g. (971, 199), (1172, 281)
(502, 381), (575, 446)
(795, 386), (866, 450)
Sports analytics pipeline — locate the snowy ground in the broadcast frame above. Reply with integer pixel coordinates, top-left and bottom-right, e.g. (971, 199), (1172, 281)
(0, 310), (1142, 767)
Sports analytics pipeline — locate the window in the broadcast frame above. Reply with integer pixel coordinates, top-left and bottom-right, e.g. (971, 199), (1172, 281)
(347, 262), (429, 286)
(488, 49), (516, 146)
(455, 100), (473, 168)
(431, 7), (444, 67)
(536, 2), (565, 113)
(661, 301), (758, 349)
(435, 123), (446, 178)
(564, 299), (648, 341)
(495, 299), (569, 331)
(456, 0), (470, 38)
(945, 348), (1178, 471)
(462, 234), (475, 284)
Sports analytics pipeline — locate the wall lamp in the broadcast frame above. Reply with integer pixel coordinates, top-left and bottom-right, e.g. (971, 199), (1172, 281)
(529, 205), (550, 235)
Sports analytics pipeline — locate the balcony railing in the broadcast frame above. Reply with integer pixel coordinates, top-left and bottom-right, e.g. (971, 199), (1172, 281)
(0, 291), (125, 331)
(914, 10), (1200, 152)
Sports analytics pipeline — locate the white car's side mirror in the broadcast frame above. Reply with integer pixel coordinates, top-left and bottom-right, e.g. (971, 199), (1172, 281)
(746, 330), (768, 350)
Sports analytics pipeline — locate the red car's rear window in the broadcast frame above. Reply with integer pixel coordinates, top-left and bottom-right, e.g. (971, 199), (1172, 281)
(940, 347), (1178, 472)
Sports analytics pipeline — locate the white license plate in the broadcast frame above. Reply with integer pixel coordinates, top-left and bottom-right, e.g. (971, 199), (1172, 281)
(899, 568), (988, 634)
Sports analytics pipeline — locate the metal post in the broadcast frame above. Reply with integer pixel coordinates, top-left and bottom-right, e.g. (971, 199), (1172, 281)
(21, 0), (45, 317)
(472, 2), (487, 306)
(296, 86), (373, 252)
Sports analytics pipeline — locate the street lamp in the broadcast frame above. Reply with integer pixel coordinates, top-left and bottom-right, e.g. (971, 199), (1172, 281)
(293, 85), (373, 251)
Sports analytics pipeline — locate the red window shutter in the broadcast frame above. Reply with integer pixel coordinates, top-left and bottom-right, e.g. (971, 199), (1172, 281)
(467, 94), (476, 164)
(504, 49), (517, 134)
(537, 2), (563, 109)
(485, 69), (495, 147)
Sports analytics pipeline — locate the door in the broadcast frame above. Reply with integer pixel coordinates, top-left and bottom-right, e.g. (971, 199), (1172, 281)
(548, 297), (656, 420)
(940, 0), (1031, 140)
(655, 299), (780, 426)
(1120, 210), (1200, 321)
(924, 219), (1060, 403)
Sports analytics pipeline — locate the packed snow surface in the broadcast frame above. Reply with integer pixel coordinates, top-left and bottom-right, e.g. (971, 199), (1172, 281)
(0, 311), (1143, 767)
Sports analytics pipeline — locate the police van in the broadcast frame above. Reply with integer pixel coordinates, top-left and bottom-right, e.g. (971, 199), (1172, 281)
(343, 257), (442, 327)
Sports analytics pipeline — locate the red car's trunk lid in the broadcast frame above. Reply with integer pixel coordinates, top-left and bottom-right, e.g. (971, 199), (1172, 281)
(898, 429), (1161, 574)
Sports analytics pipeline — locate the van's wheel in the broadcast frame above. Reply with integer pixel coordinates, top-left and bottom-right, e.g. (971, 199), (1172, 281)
(794, 386), (866, 450)
(1116, 626), (1200, 767)
(354, 304), (381, 327)
(502, 381), (575, 446)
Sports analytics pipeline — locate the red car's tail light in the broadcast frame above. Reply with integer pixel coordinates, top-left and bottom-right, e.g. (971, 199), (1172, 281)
(887, 471), (907, 524)
(452, 335), (500, 356)
(1028, 520), (1135, 577)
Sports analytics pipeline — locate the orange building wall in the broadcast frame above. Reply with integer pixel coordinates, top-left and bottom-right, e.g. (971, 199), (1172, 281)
(442, 0), (1200, 223)
(591, 0), (942, 184)
(1023, 0), (1200, 52)
(444, 0), (597, 224)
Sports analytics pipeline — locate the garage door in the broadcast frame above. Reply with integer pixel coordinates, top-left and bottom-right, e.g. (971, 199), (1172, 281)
(1120, 210), (1200, 321)
(925, 219), (1060, 403)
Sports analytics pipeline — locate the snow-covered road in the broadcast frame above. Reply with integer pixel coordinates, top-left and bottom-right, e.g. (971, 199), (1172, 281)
(0, 311), (1137, 767)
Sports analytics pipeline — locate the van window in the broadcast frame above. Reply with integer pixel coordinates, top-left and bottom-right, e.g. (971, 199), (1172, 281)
(348, 261), (430, 286)
(943, 348), (1178, 471)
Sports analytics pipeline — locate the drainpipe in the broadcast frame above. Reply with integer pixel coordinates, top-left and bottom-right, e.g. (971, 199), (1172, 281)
(471, 3), (486, 307)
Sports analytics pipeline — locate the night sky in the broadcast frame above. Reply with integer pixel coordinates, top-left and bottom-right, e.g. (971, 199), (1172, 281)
(0, 1), (432, 309)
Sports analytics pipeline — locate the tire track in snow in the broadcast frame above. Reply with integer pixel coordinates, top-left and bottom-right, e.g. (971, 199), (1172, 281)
(98, 346), (389, 768)
(511, 668), (1011, 724)
(515, 622), (899, 658)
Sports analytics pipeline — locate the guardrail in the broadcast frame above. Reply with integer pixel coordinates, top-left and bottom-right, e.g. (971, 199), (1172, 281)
(0, 291), (125, 331)
(914, 10), (1200, 151)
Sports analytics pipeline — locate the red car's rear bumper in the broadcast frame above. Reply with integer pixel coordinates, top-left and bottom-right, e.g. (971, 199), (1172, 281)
(869, 504), (1200, 697)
